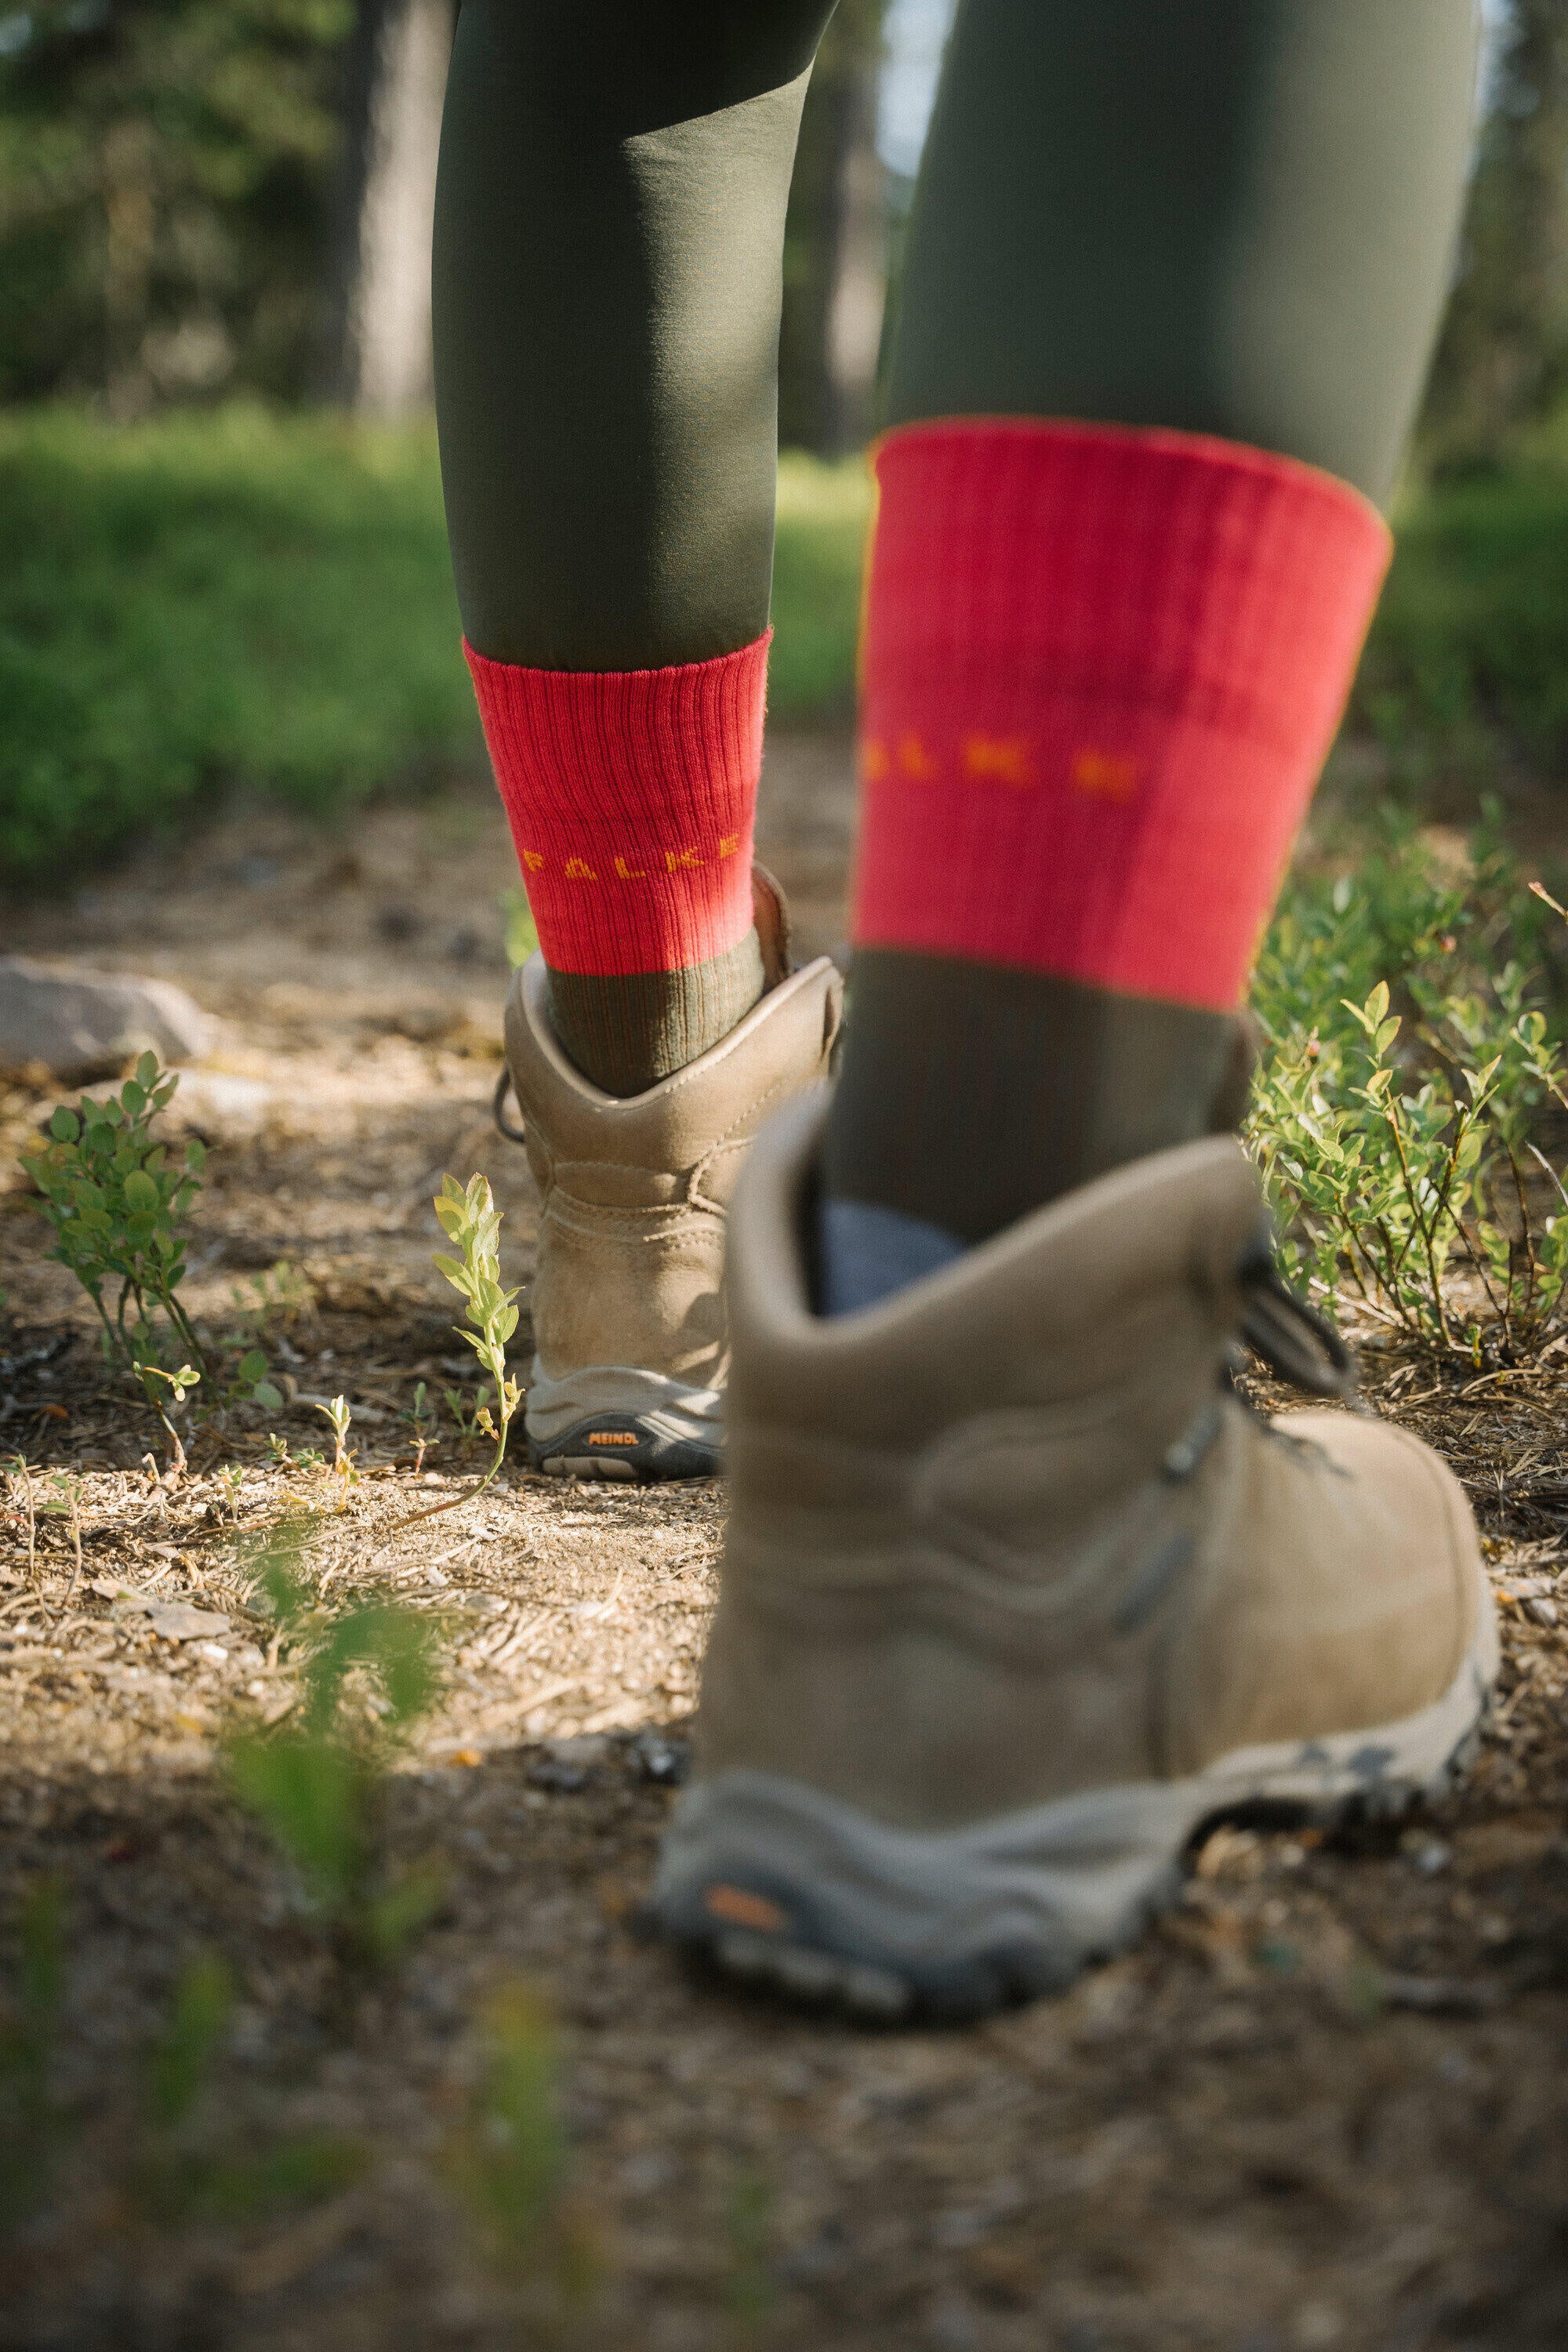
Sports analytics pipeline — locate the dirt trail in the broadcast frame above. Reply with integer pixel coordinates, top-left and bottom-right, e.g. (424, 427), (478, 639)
(2, 739), (1567, 2350)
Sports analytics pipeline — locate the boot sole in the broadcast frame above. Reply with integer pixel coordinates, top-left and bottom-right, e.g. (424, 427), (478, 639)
(528, 1414), (721, 1484)
(647, 1617), (1498, 2022)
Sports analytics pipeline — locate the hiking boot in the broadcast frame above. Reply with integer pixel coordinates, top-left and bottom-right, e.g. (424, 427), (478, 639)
(501, 877), (841, 1482)
(649, 1094), (1497, 2014)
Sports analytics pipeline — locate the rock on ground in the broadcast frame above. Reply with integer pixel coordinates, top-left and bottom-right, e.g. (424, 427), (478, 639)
(0, 953), (210, 1082)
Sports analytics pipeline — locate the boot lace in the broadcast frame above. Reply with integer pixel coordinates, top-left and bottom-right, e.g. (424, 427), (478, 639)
(1235, 1242), (1357, 1402)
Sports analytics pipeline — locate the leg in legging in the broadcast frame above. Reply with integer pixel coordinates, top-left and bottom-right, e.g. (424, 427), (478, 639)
(820, 0), (1479, 1303)
(434, 0), (837, 1094)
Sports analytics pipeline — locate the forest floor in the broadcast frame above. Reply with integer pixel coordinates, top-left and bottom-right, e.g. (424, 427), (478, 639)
(2, 738), (1567, 2352)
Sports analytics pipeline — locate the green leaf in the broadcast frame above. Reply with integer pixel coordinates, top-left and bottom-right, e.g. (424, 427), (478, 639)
(122, 1170), (159, 1212)
(49, 1108), (79, 1142)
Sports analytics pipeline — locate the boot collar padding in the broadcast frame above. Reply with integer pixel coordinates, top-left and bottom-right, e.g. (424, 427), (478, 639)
(728, 1093), (1266, 1441)
(506, 952), (843, 1178)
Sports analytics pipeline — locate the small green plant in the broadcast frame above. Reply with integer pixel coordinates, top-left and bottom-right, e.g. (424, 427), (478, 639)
(0, 1878), (69, 2234)
(1249, 818), (1568, 1363)
(443, 1381), (493, 1439)
(215, 1463), (245, 1523)
(311, 1394), (356, 1491)
(194, 2132), (368, 2223)
(146, 1950), (235, 2136)
(135, 1949), (365, 2225)
(722, 2168), (777, 2331)
(21, 1056), (207, 1458)
(223, 1348), (285, 1415)
(19, 1054), (280, 1462)
(500, 886), (539, 969)
(396, 1175), (520, 1530)
(401, 1379), (437, 1471)
(227, 1537), (444, 1984)
(229, 1259), (314, 1336)
(42, 1472), (85, 1599)
(445, 1982), (592, 2295)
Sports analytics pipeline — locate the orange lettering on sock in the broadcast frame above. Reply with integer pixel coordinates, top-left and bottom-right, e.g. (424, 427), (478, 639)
(521, 849), (545, 873)
(1071, 748), (1142, 800)
(665, 846), (703, 871)
(860, 737), (890, 782)
(717, 832), (739, 858)
(564, 855), (597, 881)
(963, 734), (1033, 787)
(898, 731), (938, 781)
(613, 856), (647, 880)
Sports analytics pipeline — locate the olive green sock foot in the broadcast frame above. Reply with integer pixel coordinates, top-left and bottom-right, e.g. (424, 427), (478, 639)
(547, 928), (768, 1098)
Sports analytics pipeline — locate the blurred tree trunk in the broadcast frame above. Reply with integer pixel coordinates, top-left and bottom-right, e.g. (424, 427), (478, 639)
(780, 0), (890, 454)
(1423, 0), (1568, 466)
(328, 0), (452, 415)
(101, 115), (157, 419)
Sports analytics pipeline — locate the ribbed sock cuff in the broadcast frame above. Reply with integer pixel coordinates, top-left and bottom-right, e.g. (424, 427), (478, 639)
(466, 631), (770, 978)
(853, 419), (1391, 1010)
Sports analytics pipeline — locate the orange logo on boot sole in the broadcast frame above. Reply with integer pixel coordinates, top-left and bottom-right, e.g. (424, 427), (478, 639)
(704, 1885), (789, 1933)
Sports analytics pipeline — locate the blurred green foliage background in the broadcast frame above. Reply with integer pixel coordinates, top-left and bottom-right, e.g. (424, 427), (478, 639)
(9, 401), (1568, 887)
(0, 416), (874, 882)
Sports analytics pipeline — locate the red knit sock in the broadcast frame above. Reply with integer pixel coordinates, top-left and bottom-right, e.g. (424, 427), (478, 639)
(852, 419), (1391, 1008)
(467, 632), (770, 1091)
(819, 418), (1393, 1271)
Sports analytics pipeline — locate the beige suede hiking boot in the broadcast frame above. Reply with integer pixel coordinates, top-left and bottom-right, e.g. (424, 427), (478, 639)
(499, 878), (841, 1481)
(648, 1094), (1498, 2016)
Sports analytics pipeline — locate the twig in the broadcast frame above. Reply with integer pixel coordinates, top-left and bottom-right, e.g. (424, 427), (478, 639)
(387, 1469), (507, 1535)
(1529, 1142), (1568, 1211)
(5, 1457), (37, 1586)
(63, 1482), (82, 1603)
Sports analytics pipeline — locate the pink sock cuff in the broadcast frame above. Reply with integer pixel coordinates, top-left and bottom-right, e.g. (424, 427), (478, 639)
(466, 631), (770, 978)
(852, 419), (1392, 1009)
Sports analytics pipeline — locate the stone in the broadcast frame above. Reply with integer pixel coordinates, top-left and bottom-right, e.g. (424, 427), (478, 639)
(143, 1602), (232, 1642)
(0, 956), (209, 1083)
(167, 1070), (270, 1136)
(93, 1586), (232, 1642)
(631, 1728), (690, 1786)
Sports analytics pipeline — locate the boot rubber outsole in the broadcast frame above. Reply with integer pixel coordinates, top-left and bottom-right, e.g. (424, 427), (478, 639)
(528, 1411), (721, 1484)
(647, 1612), (1498, 2022)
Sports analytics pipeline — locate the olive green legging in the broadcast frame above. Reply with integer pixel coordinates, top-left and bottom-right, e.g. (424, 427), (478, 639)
(434, 0), (1479, 1222)
(434, 0), (1476, 670)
